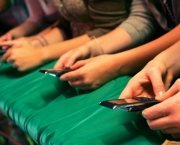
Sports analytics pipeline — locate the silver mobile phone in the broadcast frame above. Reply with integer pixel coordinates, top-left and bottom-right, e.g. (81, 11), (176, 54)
(99, 97), (159, 112)
(39, 68), (71, 77)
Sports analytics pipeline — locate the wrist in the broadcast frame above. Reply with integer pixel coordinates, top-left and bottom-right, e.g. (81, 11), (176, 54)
(87, 36), (105, 57)
(106, 54), (126, 78)
(30, 36), (48, 48)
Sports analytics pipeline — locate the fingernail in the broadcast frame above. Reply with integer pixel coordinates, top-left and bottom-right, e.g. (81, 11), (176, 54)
(156, 91), (164, 99)
(60, 76), (66, 80)
(65, 64), (70, 68)
(158, 91), (164, 96)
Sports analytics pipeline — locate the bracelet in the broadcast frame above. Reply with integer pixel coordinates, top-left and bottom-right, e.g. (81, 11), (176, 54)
(39, 36), (48, 46)
(31, 36), (48, 47)
(31, 37), (45, 47)
(91, 35), (105, 54)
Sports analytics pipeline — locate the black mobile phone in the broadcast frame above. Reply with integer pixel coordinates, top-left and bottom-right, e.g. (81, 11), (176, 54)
(99, 97), (160, 112)
(39, 68), (71, 77)
(0, 48), (7, 54)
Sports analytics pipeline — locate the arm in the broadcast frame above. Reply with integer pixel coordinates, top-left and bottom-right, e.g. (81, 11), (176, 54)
(41, 34), (92, 63)
(57, 25), (180, 90)
(1, 0), (44, 40)
(54, 0), (158, 68)
(112, 25), (180, 76)
(98, 0), (158, 54)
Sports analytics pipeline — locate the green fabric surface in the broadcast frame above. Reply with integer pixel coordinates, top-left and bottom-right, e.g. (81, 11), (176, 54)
(0, 60), (166, 145)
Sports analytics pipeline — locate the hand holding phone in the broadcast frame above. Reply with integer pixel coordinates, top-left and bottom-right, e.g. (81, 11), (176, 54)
(99, 97), (159, 112)
(39, 68), (71, 77)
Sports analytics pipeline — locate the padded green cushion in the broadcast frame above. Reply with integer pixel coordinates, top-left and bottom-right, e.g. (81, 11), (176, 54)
(0, 61), (165, 145)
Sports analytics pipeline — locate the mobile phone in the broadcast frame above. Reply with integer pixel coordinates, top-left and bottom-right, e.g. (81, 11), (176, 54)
(39, 68), (71, 77)
(0, 48), (7, 54)
(99, 97), (160, 112)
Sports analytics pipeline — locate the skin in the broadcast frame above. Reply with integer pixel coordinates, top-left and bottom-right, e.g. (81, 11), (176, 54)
(119, 40), (180, 139)
(54, 27), (132, 69)
(0, 32), (91, 71)
(54, 25), (180, 90)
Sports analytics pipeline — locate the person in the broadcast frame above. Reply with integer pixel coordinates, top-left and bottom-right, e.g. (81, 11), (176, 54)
(119, 39), (180, 139)
(53, 0), (180, 90)
(0, 0), (131, 71)
(0, 0), (59, 42)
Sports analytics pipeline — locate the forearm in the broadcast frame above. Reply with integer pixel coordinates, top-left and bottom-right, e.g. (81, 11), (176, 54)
(8, 21), (40, 39)
(119, 0), (158, 47)
(41, 34), (91, 62)
(97, 0), (158, 54)
(112, 25), (180, 76)
(41, 27), (67, 45)
(97, 27), (132, 54)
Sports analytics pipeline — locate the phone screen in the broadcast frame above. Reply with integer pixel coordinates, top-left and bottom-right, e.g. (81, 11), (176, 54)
(99, 97), (159, 112)
(108, 98), (140, 104)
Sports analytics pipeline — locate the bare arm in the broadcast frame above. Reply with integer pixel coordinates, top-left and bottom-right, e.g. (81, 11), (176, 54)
(112, 25), (180, 76)
(41, 34), (92, 63)
(92, 0), (158, 54)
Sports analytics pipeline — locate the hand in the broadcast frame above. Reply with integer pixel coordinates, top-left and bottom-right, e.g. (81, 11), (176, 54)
(0, 39), (31, 50)
(0, 37), (45, 49)
(59, 55), (119, 90)
(1, 44), (45, 71)
(119, 60), (173, 99)
(54, 38), (104, 69)
(143, 80), (180, 139)
(0, 33), (12, 42)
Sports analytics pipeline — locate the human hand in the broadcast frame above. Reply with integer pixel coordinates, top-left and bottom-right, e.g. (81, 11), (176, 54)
(0, 33), (13, 42)
(59, 55), (119, 90)
(0, 39), (31, 50)
(119, 60), (173, 99)
(1, 44), (45, 71)
(54, 38), (104, 69)
(142, 80), (180, 139)
(0, 36), (45, 49)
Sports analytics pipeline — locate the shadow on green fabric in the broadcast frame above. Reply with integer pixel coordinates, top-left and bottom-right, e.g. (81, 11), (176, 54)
(0, 60), (166, 145)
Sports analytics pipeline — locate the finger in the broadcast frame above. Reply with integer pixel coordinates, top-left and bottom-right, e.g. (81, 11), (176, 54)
(171, 133), (180, 139)
(54, 51), (72, 69)
(69, 80), (93, 90)
(2, 46), (9, 50)
(70, 60), (88, 70)
(162, 79), (180, 100)
(12, 63), (18, 68)
(161, 127), (180, 134)
(0, 35), (10, 42)
(142, 103), (168, 120)
(6, 56), (15, 63)
(146, 116), (176, 130)
(1, 50), (12, 62)
(147, 67), (165, 98)
(119, 73), (142, 99)
(119, 84), (134, 99)
(0, 41), (16, 46)
(60, 70), (82, 81)
(7, 34), (12, 41)
(64, 50), (83, 68)
(68, 79), (86, 88)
